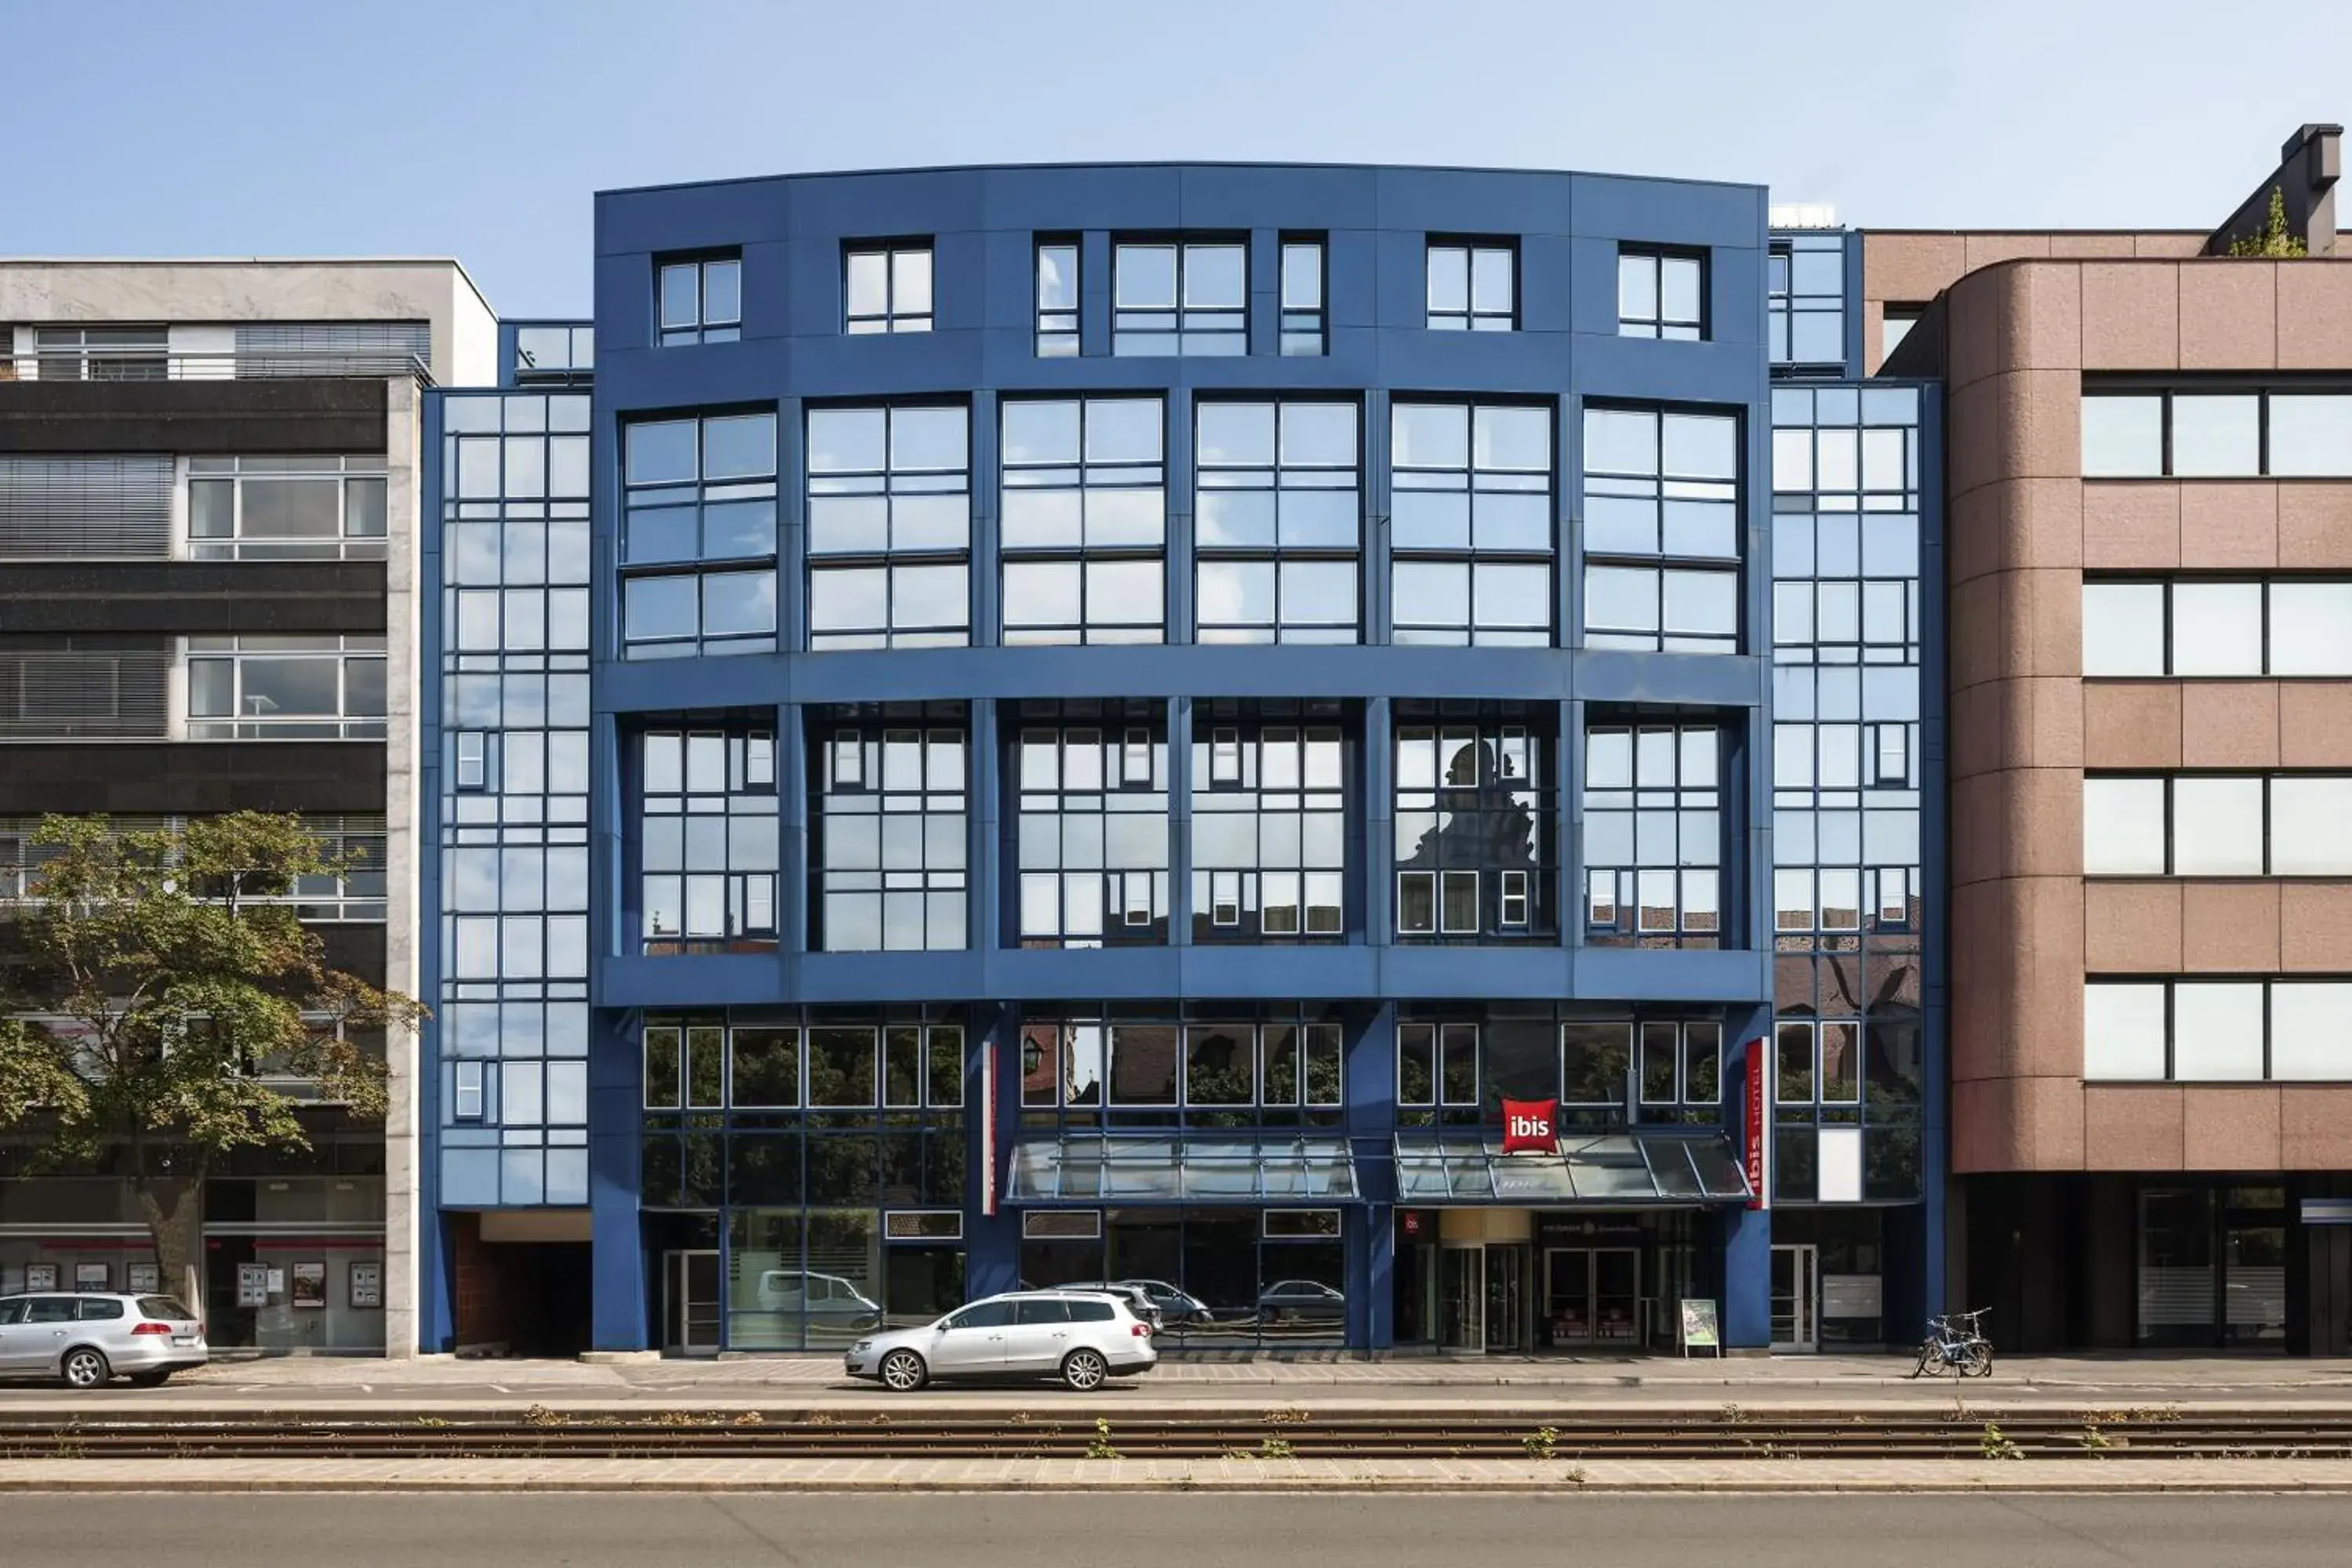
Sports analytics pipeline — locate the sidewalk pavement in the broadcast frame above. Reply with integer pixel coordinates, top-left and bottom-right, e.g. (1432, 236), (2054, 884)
(175, 1352), (2352, 1388)
(2, 1455), (2349, 1494)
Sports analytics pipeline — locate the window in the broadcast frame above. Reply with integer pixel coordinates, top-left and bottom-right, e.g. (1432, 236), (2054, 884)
(1426, 240), (1514, 331)
(1195, 401), (1359, 643)
(1112, 238), (1243, 355)
(34, 325), (167, 381)
(643, 1018), (964, 1110)
(816, 719), (968, 952)
(1397, 1022), (1482, 1106)
(845, 242), (933, 334)
(185, 635), (386, 739)
(1192, 713), (1345, 941)
(186, 456), (387, 560)
(1000, 397), (1165, 644)
(2081, 387), (2352, 478)
(639, 730), (779, 953)
(1768, 235), (1845, 366)
(805, 405), (969, 648)
(1035, 239), (1080, 357)
(1394, 711), (1554, 940)
(1617, 249), (1704, 340)
(620, 412), (778, 659)
(1280, 238), (1325, 355)
(1769, 384), (1926, 938)
(454, 731), (488, 790)
(1771, 1019), (1864, 1105)
(2082, 774), (2352, 877)
(1016, 715), (1168, 947)
(1391, 401), (1553, 645)
(514, 323), (594, 380)
(1880, 306), (1923, 361)
(2082, 578), (2352, 677)
(1583, 406), (1740, 654)
(1584, 724), (1722, 946)
(656, 254), (741, 347)
(452, 1060), (485, 1121)
(2085, 979), (2352, 1083)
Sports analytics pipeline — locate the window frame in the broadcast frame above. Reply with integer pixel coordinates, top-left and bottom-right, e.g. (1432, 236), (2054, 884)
(999, 396), (1168, 645)
(1616, 246), (1708, 341)
(1193, 397), (1363, 644)
(1111, 235), (1248, 356)
(814, 720), (971, 953)
(1425, 238), (1516, 332)
(1388, 398), (1557, 646)
(804, 401), (972, 649)
(1034, 236), (1080, 358)
(1279, 234), (1327, 355)
(2080, 383), (2352, 480)
(619, 409), (781, 660)
(843, 240), (935, 335)
(1581, 402), (1744, 656)
(655, 253), (742, 347)
(2085, 976), (2352, 1083)
(2082, 771), (2352, 878)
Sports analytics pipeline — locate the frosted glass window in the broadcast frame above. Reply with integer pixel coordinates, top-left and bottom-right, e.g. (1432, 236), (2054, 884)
(2082, 583), (2165, 676)
(2270, 778), (2352, 874)
(2170, 583), (2263, 676)
(2169, 394), (2259, 477)
(2172, 982), (2263, 1080)
(2084, 984), (2167, 1080)
(2270, 984), (2352, 1080)
(2082, 778), (2165, 875)
(2269, 583), (2352, 675)
(2170, 778), (2262, 873)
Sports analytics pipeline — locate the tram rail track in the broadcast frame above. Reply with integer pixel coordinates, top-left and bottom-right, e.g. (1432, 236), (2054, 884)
(7, 1410), (2352, 1461)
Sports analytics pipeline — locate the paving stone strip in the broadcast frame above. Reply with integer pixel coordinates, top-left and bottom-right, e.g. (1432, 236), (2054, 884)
(2, 1457), (2351, 1493)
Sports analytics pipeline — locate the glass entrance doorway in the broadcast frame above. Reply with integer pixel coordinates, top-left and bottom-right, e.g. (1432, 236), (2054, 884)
(1440, 1243), (1527, 1352)
(662, 1249), (721, 1356)
(1543, 1247), (1641, 1345)
(1770, 1243), (1818, 1352)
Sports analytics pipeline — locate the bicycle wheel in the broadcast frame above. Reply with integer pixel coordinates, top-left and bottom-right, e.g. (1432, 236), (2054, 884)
(1911, 1338), (1938, 1377)
(1964, 1340), (1995, 1377)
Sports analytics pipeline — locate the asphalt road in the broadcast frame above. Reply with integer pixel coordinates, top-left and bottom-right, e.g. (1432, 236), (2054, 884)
(9, 1494), (2352, 1566)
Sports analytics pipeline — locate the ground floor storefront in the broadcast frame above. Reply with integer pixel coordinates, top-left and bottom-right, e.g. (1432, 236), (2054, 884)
(1956, 1172), (2352, 1356)
(0, 1172), (389, 1353)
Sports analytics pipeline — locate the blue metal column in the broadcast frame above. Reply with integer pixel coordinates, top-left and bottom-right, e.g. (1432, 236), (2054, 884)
(1353, 1002), (1399, 1350)
(589, 1007), (648, 1351)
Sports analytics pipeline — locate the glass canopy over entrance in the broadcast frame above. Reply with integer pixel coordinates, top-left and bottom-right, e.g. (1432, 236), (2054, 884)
(1393, 1133), (1751, 1206)
(1005, 1134), (1362, 1204)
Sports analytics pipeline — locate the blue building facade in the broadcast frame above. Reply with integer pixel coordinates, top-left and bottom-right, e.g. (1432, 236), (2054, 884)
(417, 165), (1941, 1357)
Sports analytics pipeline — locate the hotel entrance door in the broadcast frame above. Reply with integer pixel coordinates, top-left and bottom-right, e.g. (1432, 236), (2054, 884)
(1440, 1243), (1527, 1352)
(1543, 1247), (1641, 1345)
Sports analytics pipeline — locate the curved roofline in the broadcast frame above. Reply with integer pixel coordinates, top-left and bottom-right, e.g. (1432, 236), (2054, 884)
(597, 158), (1766, 201)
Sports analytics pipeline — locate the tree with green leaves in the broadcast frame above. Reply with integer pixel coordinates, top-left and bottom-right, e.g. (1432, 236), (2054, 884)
(0, 812), (420, 1316)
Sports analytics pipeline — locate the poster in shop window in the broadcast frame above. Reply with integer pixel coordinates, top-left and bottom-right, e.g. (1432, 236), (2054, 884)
(128, 1263), (161, 1295)
(237, 1263), (269, 1308)
(25, 1264), (58, 1293)
(290, 1261), (327, 1308)
(349, 1262), (383, 1310)
(74, 1262), (110, 1292)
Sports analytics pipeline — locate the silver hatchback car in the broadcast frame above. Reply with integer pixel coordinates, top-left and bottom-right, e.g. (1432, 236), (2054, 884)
(0, 1294), (209, 1388)
(843, 1290), (1158, 1392)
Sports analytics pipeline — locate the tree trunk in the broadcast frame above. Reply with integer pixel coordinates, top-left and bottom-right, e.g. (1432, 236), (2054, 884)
(132, 1176), (205, 1323)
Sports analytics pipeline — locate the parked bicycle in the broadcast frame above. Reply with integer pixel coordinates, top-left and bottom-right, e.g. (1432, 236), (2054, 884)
(1911, 1307), (1994, 1377)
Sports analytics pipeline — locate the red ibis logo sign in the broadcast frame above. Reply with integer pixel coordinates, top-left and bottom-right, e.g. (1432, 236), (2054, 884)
(1501, 1098), (1558, 1155)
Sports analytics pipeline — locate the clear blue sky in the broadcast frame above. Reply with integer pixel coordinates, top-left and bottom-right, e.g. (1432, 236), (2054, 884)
(3, 0), (2346, 316)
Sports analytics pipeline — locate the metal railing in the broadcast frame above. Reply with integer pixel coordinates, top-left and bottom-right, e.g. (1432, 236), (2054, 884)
(0, 347), (434, 384)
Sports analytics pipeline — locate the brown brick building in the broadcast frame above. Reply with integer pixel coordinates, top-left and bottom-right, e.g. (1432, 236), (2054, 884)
(1878, 125), (2352, 1352)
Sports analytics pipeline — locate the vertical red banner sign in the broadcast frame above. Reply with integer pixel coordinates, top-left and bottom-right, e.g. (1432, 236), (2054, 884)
(1744, 1038), (1769, 1210)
